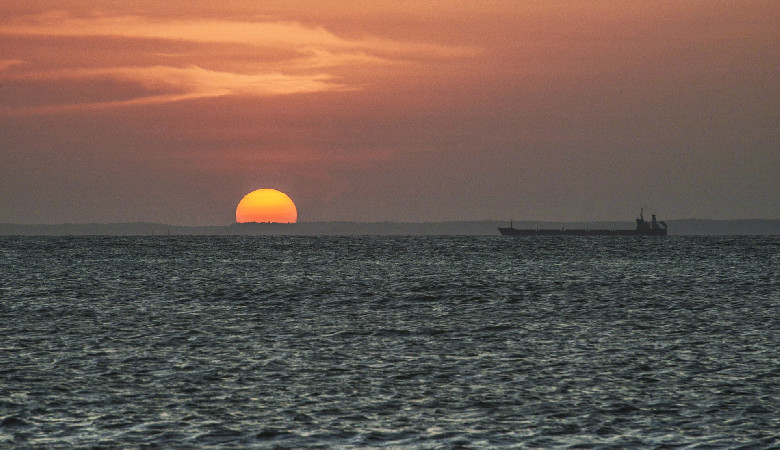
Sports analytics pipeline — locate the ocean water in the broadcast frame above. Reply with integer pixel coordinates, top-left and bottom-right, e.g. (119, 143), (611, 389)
(1, 235), (778, 448)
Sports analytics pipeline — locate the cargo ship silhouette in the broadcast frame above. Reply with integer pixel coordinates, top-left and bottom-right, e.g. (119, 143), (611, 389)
(498, 209), (668, 236)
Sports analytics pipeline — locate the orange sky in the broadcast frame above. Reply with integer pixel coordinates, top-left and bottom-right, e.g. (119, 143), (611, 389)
(1, 1), (777, 224)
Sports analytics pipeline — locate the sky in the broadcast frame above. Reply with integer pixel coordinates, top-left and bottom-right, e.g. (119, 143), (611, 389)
(1, 1), (777, 224)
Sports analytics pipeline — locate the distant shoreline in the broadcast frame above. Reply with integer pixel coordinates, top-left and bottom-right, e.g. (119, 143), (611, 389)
(0, 220), (777, 236)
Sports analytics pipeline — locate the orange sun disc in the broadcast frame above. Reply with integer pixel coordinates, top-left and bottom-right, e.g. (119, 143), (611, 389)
(235, 189), (297, 223)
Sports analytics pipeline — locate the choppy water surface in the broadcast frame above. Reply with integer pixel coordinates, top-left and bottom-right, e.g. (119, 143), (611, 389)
(1, 236), (778, 447)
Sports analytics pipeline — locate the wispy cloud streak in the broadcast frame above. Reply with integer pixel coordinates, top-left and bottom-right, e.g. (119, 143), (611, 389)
(0, 13), (470, 58)
(0, 12), (472, 113)
(1, 65), (347, 114)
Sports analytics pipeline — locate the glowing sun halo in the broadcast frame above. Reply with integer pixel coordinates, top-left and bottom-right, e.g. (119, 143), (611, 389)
(235, 189), (297, 223)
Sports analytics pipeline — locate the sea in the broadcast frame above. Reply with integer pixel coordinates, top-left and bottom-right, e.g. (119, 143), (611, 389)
(1, 235), (778, 448)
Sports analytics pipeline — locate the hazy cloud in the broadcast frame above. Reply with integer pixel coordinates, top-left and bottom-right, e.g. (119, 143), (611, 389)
(0, 59), (23, 71)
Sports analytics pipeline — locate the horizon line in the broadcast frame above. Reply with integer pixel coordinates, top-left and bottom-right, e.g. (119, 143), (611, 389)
(2, 218), (779, 227)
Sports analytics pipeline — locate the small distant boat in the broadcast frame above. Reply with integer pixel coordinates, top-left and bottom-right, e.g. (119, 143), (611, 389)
(498, 209), (668, 236)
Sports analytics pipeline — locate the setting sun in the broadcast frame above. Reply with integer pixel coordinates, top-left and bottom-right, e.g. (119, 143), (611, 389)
(235, 189), (297, 223)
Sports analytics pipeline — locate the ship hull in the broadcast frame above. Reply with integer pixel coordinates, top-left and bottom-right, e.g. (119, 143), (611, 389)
(498, 228), (667, 236)
(498, 211), (668, 236)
